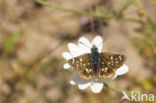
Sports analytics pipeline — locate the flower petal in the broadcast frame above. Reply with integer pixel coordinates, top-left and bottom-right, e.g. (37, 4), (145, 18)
(78, 37), (91, 47)
(62, 52), (73, 60)
(105, 75), (117, 81)
(68, 43), (83, 57)
(103, 65), (129, 81)
(70, 80), (77, 85)
(102, 77), (113, 82)
(78, 82), (91, 90)
(78, 37), (91, 53)
(103, 78), (112, 82)
(64, 63), (70, 69)
(63, 64), (75, 72)
(91, 36), (103, 52)
(115, 64), (129, 76)
(70, 75), (92, 85)
(90, 82), (103, 93)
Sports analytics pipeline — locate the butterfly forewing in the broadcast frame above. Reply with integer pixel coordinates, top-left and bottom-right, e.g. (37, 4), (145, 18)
(68, 54), (95, 79)
(97, 53), (126, 78)
(101, 53), (126, 69)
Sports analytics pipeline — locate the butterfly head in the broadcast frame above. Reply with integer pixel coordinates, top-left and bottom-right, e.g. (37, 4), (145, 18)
(91, 44), (98, 53)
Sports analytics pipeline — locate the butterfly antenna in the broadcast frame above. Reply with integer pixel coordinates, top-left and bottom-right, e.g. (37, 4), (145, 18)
(79, 41), (91, 48)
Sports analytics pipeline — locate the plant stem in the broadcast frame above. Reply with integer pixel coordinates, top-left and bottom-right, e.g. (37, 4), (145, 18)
(104, 82), (137, 94)
(35, 0), (140, 22)
(35, 0), (114, 19)
(118, 0), (135, 16)
(2, 28), (21, 60)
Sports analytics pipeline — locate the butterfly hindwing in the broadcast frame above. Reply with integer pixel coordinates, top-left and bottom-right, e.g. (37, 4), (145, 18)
(98, 58), (115, 78)
(68, 54), (95, 79)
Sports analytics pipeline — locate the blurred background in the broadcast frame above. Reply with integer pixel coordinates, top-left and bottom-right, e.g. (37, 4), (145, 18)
(0, 0), (156, 103)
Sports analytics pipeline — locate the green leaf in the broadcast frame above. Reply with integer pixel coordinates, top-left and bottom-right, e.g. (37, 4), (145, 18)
(2, 28), (21, 60)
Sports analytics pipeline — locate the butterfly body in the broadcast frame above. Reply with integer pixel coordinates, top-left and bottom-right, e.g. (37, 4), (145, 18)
(90, 45), (101, 77)
(68, 45), (126, 80)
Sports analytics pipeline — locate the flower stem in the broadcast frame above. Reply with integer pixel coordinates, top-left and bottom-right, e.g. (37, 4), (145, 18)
(103, 82), (137, 94)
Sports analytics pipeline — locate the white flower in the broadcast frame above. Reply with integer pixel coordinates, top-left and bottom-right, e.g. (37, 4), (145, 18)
(62, 36), (129, 93)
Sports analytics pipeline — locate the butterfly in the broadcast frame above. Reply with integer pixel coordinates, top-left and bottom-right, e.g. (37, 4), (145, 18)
(67, 44), (126, 80)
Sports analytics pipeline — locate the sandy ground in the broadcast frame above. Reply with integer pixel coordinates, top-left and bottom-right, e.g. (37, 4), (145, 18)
(0, 0), (156, 103)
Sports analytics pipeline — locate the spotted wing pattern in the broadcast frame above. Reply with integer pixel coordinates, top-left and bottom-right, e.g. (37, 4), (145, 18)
(101, 53), (126, 69)
(68, 54), (95, 79)
(98, 53), (126, 78)
(68, 53), (126, 79)
(98, 61), (115, 78)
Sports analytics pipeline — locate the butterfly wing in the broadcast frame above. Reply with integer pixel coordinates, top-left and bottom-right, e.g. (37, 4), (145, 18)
(68, 53), (95, 79)
(98, 59), (115, 78)
(68, 52), (126, 79)
(101, 53), (126, 69)
(98, 53), (126, 78)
